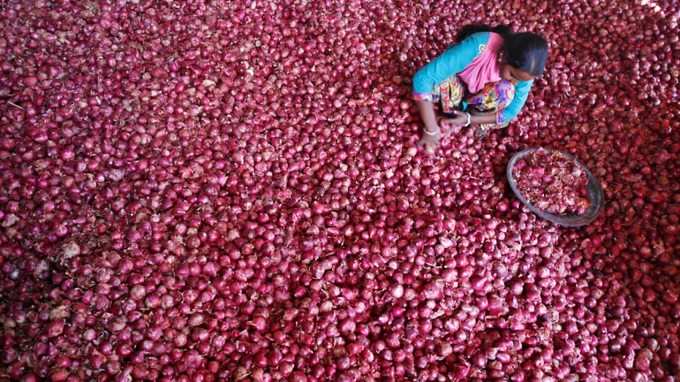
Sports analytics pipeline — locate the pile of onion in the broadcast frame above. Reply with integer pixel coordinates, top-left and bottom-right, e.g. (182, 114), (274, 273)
(0, 0), (678, 381)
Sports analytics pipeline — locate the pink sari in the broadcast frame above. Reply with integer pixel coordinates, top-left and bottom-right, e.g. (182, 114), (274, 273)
(457, 32), (504, 93)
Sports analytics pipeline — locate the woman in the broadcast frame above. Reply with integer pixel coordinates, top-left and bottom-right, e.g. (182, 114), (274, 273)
(412, 25), (549, 153)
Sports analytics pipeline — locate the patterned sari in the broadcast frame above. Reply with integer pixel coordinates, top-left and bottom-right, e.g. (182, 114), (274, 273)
(436, 75), (515, 136)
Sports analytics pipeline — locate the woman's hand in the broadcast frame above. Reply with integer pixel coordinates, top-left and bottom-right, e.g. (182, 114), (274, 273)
(439, 110), (470, 137)
(441, 110), (469, 127)
(417, 128), (441, 155)
(474, 125), (491, 139)
(468, 111), (502, 139)
(414, 100), (442, 155)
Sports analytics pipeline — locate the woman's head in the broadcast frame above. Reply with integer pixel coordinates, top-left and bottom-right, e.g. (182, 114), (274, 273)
(500, 32), (549, 82)
(456, 24), (548, 82)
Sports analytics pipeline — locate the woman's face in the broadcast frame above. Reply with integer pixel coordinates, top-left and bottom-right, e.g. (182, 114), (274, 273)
(500, 63), (535, 83)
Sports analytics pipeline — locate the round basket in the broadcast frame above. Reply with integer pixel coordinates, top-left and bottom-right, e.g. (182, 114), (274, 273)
(506, 147), (604, 227)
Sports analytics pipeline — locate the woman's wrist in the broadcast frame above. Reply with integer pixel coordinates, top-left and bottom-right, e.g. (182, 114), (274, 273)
(424, 122), (440, 135)
(424, 127), (440, 136)
(469, 112), (496, 125)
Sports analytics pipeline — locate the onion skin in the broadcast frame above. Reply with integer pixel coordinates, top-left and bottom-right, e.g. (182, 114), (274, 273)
(0, 0), (678, 381)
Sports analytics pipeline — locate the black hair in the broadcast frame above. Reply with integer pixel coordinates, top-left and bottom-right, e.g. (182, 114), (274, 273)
(456, 24), (548, 77)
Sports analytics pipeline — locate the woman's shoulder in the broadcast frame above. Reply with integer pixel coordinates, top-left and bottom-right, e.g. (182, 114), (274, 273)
(463, 31), (491, 44)
(458, 32), (491, 55)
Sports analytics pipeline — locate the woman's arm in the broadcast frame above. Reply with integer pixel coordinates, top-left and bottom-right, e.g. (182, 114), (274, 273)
(416, 100), (439, 134)
(469, 112), (497, 125)
(497, 80), (533, 125)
